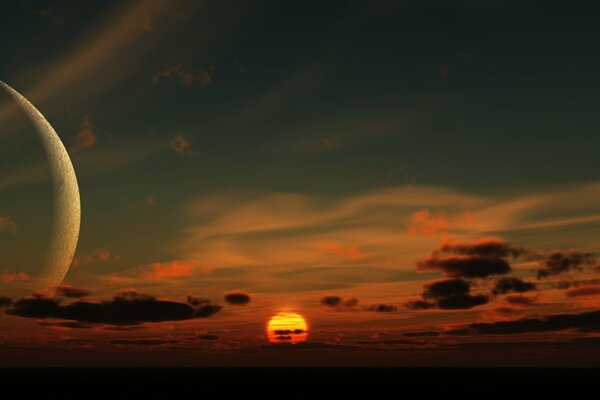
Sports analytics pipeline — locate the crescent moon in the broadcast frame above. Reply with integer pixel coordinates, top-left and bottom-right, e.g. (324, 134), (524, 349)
(1, 81), (80, 289)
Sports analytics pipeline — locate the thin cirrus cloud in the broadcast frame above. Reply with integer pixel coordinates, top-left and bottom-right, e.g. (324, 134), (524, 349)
(168, 182), (600, 297)
(406, 209), (476, 237)
(71, 114), (97, 154)
(139, 259), (212, 280)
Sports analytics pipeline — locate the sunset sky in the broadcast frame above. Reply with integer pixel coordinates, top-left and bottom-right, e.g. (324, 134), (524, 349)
(0, 0), (599, 367)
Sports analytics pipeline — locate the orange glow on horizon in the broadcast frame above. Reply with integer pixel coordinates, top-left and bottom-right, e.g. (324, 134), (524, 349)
(267, 312), (308, 344)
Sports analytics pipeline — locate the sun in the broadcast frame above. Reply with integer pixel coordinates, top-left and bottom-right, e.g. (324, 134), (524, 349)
(267, 312), (308, 344)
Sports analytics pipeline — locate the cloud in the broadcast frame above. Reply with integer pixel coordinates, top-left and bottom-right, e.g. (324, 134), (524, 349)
(71, 248), (118, 268)
(0, 215), (18, 234)
(407, 209), (449, 236)
(6, 290), (221, 325)
(273, 329), (306, 335)
(55, 285), (92, 298)
(408, 278), (489, 310)
(186, 295), (211, 306)
(169, 134), (195, 156)
(140, 260), (211, 280)
(71, 114), (97, 154)
(0, 271), (30, 283)
(447, 310), (600, 335)
(405, 299), (436, 310)
(153, 65), (213, 87)
(324, 243), (371, 261)
(223, 292), (251, 305)
(366, 304), (398, 312)
(504, 294), (541, 307)
(320, 296), (359, 311)
(176, 182), (600, 295)
(417, 237), (527, 278)
(0, 297), (12, 307)
(537, 251), (597, 279)
(492, 277), (536, 296)
(565, 285), (600, 298)
(406, 209), (474, 236)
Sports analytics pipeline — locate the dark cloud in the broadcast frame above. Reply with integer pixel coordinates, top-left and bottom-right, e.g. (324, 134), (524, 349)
(424, 278), (470, 299)
(38, 321), (97, 329)
(366, 304), (398, 312)
(438, 238), (527, 258)
(55, 285), (92, 298)
(436, 294), (488, 310)
(0, 297), (12, 307)
(449, 310), (600, 335)
(565, 285), (600, 297)
(408, 279), (489, 310)
(186, 295), (211, 306)
(6, 290), (221, 325)
(418, 255), (511, 278)
(405, 299), (436, 310)
(537, 251), (597, 279)
(492, 277), (536, 296)
(320, 296), (359, 311)
(274, 329), (305, 335)
(224, 292), (251, 305)
(417, 238), (527, 278)
(320, 295), (342, 307)
(505, 294), (540, 306)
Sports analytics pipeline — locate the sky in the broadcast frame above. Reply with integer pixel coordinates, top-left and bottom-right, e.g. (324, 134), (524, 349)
(0, 0), (599, 367)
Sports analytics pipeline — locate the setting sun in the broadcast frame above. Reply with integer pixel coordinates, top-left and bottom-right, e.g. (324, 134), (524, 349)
(267, 312), (308, 344)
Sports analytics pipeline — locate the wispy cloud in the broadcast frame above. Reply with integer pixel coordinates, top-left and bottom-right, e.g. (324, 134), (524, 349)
(140, 260), (211, 280)
(166, 181), (600, 300)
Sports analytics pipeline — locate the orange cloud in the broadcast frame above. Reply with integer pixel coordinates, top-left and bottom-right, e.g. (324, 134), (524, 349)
(72, 248), (118, 268)
(169, 134), (195, 156)
(72, 114), (97, 153)
(566, 285), (600, 298)
(325, 243), (371, 261)
(0, 214), (18, 234)
(153, 65), (213, 87)
(1, 271), (30, 283)
(407, 209), (476, 236)
(140, 260), (212, 280)
(407, 209), (449, 236)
